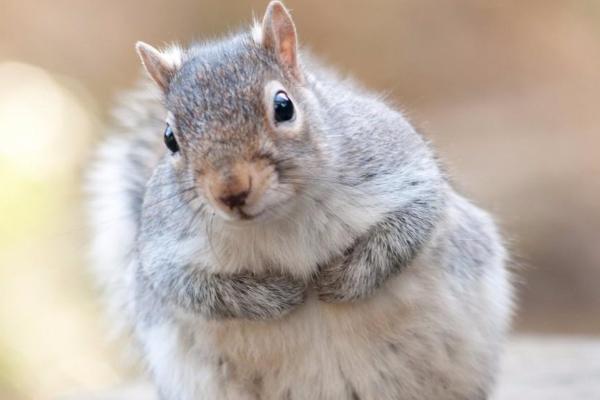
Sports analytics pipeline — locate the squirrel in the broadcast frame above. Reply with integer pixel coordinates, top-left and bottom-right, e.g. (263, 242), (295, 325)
(87, 2), (513, 399)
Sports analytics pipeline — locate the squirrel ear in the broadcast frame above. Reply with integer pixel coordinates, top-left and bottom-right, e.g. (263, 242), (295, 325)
(135, 41), (179, 93)
(261, 1), (302, 82)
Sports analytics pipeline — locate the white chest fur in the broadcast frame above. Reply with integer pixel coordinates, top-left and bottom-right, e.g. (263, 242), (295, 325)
(198, 186), (386, 280)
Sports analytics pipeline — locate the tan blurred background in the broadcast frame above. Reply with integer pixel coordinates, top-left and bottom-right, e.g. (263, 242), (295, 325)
(0, 0), (599, 399)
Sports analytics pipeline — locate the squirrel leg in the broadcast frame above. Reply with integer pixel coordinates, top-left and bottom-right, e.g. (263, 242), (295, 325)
(138, 263), (307, 320)
(317, 196), (442, 303)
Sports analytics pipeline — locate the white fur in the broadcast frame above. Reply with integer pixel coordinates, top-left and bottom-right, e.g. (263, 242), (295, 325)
(251, 21), (263, 44)
(199, 183), (382, 279)
(162, 44), (184, 70)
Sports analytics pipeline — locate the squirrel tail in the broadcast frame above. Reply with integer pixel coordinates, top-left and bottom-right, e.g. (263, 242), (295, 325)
(85, 79), (164, 344)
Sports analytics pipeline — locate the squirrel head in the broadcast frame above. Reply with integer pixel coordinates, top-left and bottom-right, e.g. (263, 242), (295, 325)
(135, 1), (326, 222)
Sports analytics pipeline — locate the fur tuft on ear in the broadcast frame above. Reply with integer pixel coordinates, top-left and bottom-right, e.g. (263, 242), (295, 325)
(261, 1), (302, 82)
(135, 41), (180, 93)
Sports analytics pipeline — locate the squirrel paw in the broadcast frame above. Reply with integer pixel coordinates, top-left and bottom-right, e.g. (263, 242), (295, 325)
(315, 251), (375, 303)
(231, 273), (309, 319)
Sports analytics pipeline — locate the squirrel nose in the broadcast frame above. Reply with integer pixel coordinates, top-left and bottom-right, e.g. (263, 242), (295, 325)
(219, 190), (249, 209)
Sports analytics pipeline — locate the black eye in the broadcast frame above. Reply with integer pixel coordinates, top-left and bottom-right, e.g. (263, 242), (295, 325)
(164, 124), (179, 153)
(273, 90), (294, 123)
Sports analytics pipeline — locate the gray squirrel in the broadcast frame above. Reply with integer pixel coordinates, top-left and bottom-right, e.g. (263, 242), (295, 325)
(87, 2), (513, 399)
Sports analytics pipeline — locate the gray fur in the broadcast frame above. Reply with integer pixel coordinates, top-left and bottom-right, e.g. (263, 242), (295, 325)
(138, 259), (307, 320)
(86, 2), (513, 400)
(317, 189), (447, 302)
(137, 158), (307, 320)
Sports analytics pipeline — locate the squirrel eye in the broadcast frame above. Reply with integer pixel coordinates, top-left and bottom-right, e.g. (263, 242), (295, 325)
(273, 90), (294, 123)
(164, 124), (179, 153)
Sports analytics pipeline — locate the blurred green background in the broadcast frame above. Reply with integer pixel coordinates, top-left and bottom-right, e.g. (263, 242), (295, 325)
(1, 1), (599, 399)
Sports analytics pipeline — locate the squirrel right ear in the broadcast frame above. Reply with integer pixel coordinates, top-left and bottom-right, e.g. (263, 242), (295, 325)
(261, 1), (302, 82)
(135, 42), (180, 93)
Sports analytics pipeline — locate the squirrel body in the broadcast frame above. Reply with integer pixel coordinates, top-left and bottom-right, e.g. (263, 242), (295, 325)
(87, 2), (512, 399)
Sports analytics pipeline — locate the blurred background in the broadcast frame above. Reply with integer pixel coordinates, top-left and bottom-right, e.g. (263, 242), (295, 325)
(0, 0), (599, 399)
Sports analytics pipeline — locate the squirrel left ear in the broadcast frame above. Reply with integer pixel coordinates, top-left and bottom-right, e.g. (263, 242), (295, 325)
(135, 41), (180, 93)
(261, 1), (302, 82)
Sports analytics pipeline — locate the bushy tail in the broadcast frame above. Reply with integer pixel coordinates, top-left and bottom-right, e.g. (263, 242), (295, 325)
(85, 80), (164, 340)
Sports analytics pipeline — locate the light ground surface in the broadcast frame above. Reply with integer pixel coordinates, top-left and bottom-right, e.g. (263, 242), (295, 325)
(494, 335), (600, 400)
(63, 335), (600, 400)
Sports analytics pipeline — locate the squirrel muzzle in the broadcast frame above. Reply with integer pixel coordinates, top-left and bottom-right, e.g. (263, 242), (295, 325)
(203, 159), (274, 220)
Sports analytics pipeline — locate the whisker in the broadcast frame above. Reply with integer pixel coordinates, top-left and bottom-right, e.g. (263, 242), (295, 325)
(90, 186), (198, 228)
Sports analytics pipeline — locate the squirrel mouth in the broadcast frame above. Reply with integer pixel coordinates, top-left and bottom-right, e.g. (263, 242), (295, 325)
(232, 208), (266, 222)
(238, 209), (256, 220)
